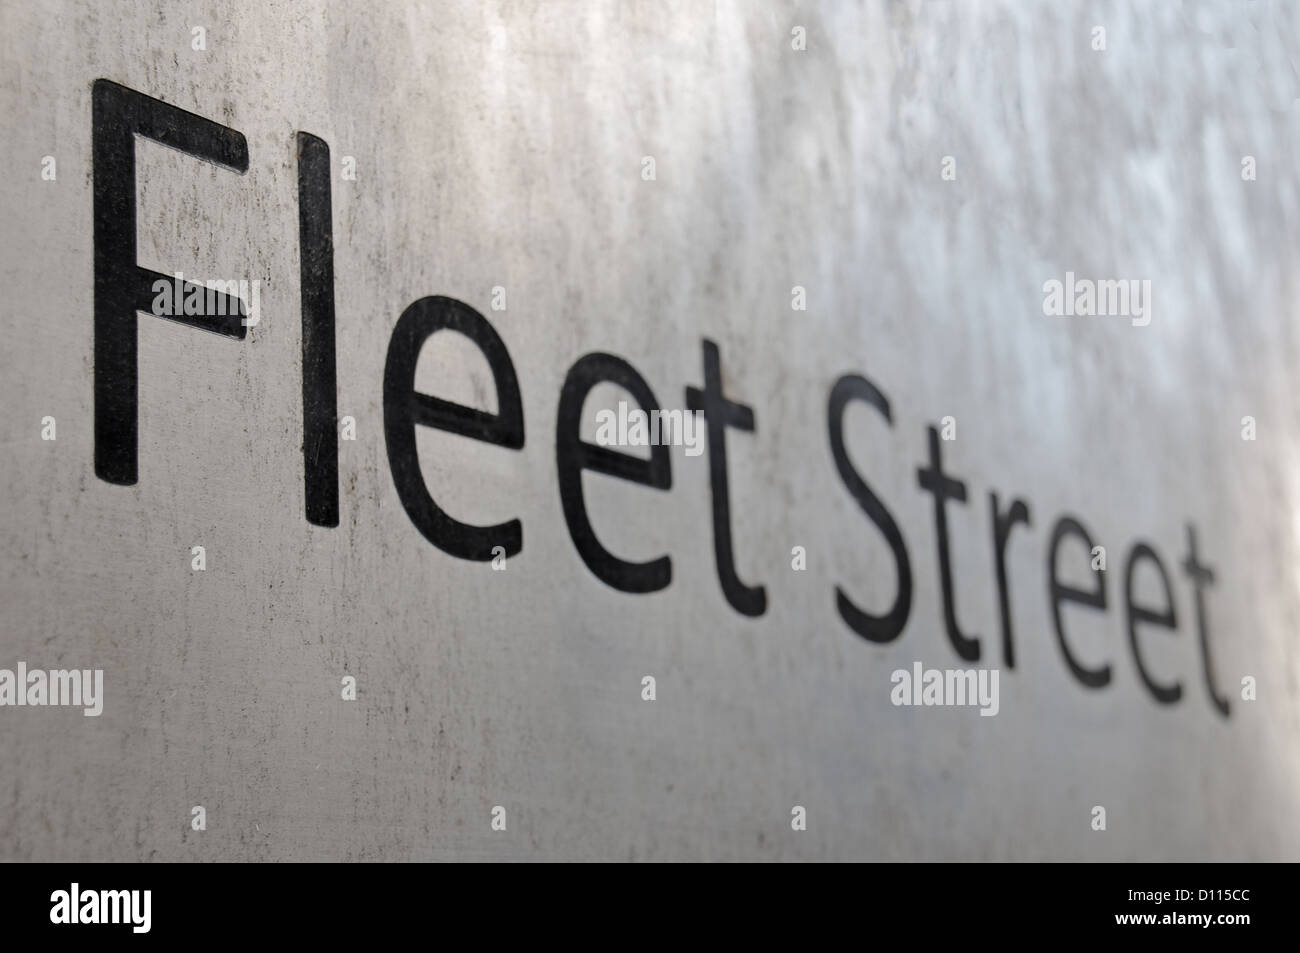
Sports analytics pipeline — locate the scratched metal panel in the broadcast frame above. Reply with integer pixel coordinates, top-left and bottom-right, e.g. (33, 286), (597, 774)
(1, 0), (1298, 861)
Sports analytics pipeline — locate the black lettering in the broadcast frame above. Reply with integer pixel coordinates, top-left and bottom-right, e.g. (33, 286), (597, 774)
(556, 353), (672, 592)
(916, 426), (979, 661)
(1125, 542), (1181, 704)
(685, 339), (766, 617)
(990, 492), (1031, 667)
(297, 132), (339, 528)
(1047, 515), (1110, 687)
(827, 374), (912, 642)
(1182, 525), (1230, 717)
(92, 79), (249, 485)
(382, 296), (523, 560)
